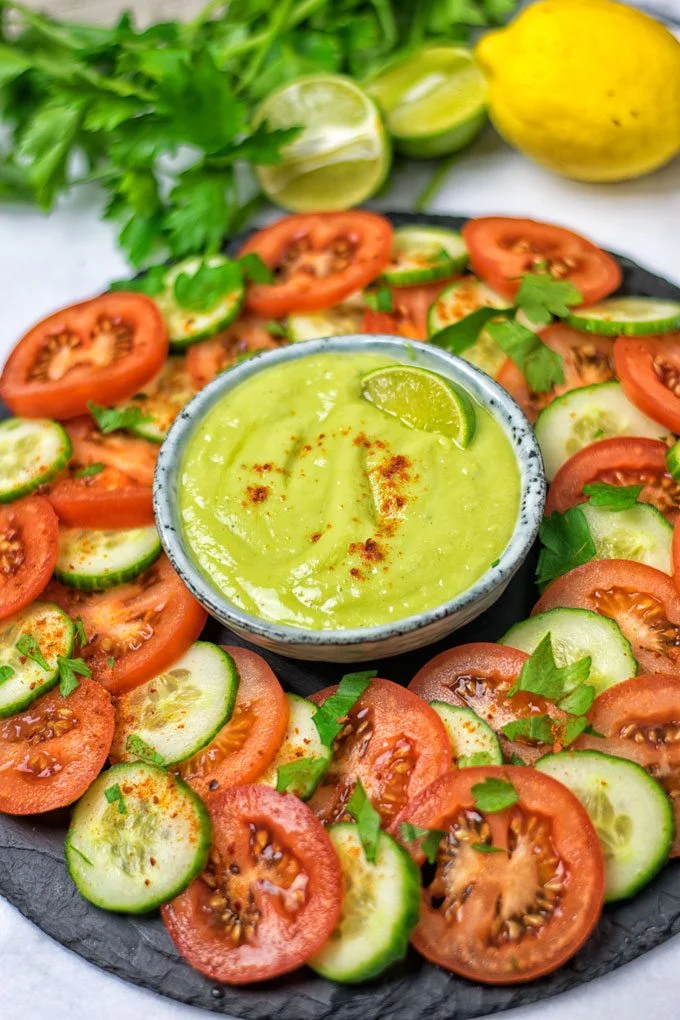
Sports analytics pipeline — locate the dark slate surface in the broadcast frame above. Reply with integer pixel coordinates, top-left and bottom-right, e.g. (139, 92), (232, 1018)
(2, 212), (680, 1019)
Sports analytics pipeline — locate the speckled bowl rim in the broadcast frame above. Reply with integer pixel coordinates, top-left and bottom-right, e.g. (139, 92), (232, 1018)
(153, 334), (546, 647)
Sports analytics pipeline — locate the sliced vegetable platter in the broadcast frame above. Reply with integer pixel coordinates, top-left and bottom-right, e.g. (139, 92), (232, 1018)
(1, 212), (680, 1019)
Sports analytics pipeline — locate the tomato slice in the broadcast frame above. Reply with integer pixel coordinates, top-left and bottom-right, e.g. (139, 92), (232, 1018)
(395, 766), (603, 983)
(577, 674), (680, 856)
(162, 783), (342, 984)
(362, 279), (456, 341)
(239, 212), (393, 316)
(408, 642), (565, 764)
(0, 293), (167, 419)
(186, 315), (281, 389)
(0, 496), (58, 620)
(534, 559), (680, 675)
(461, 216), (621, 304)
(176, 645), (289, 799)
(0, 678), (114, 814)
(546, 437), (680, 523)
(307, 677), (451, 826)
(615, 334), (680, 433)
(46, 417), (156, 528)
(497, 323), (616, 422)
(44, 555), (207, 695)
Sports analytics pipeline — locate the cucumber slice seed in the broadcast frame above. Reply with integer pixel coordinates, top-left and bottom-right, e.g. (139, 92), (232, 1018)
(536, 750), (674, 901)
(121, 357), (197, 443)
(308, 823), (421, 982)
(258, 692), (332, 799)
(581, 502), (673, 575)
(0, 418), (72, 503)
(430, 702), (503, 766)
(55, 526), (162, 591)
(566, 297), (680, 337)
(111, 643), (240, 766)
(66, 762), (211, 913)
(384, 227), (468, 287)
(0, 602), (75, 717)
(157, 256), (245, 349)
(534, 381), (670, 481)
(287, 292), (364, 343)
(501, 607), (637, 695)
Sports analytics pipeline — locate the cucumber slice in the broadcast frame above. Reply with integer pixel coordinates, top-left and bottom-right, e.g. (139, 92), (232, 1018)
(581, 502), (673, 574)
(427, 276), (510, 336)
(308, 823), (420, 982)
(156, 257), (244, 349)
(258, 692), (332, 799)
(566, 297), (680, 337)
(0, 602), (75, 716)
(111, 643), (239, 766)
(501, 607), (637, 695)
(0, 418), (72, 503)
(121, 357), (197, 443)
(536, 750), (674, 901)
(429, 702), (502, 766)
(666, 440), (680, 483)
(55, 526), (162, 591)
(66, 762), (210, 913)
(384, 227), (468, 287)
(534, 381), (669, 481)
(287, 293), (364, 343)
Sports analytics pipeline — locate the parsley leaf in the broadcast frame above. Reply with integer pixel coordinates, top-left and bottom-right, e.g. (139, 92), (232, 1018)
(107, 656), (116, 669)
(514, 274), (582, 327)
(313, 670), (376, 746)
(87, 402), (152, 434)
(485, 318), (565, 393)
(471, 777), (519, 813)
(74, 462), (105, 479)
(276, 756), (329, 796)
(501, 715), (555, 744)
(125, 734), (166, 766)
(536, 507), (596, 587)
(510, 753), (526, 766)
(110, 265), (166, 296)
(239, 253), (274, 284)
(558, 683), (595, 716)
(583, 724), (605, 738)
(0, 666), (14, 686)
(559, 715), (589, 747)
(471, 842), (506, 854)
(430, 307), (508, 354)
(365, 285), (393, 313)
(266, 320), (286, 337)
(583, 482), (643, 511)
(346, 779), (381, 863)
(173, 259), (242, 313)
(16, 634), (50, 671)
(73, 617), (88, 646)
(399, 823), (445, 864)
(58, 656), (91, 698)
(508, 633), (592, 702)
(105, 783), (127, 814)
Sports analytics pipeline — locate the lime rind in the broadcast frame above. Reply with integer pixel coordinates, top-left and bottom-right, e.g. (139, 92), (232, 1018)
(361, 364), (476, 447)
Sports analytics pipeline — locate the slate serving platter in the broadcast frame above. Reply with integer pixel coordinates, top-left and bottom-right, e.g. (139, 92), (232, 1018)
(2, 212), (680, 1020)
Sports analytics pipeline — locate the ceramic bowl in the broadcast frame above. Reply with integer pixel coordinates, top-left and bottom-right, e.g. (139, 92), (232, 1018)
(154, 334), (545, 662)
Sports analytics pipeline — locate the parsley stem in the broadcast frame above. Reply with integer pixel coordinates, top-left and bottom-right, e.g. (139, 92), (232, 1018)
(239, 0), (296, 92)
(415, 153), (460, 213)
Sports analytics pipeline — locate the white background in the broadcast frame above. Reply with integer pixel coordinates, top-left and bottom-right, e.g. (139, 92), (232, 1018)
(1, 1), (680, 1018)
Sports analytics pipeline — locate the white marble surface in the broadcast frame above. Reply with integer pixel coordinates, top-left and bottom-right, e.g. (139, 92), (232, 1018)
(1, 117), (680, 1019)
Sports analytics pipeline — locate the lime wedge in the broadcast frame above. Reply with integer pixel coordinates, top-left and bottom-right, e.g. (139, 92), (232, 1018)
(361, 365), (476, 447)
(365, 47), (487, 158)
(253, 74), (391, 212)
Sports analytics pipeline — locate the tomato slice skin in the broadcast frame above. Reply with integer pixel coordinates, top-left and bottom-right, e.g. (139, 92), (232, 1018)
(239, 212), (393, 316)
(534, 559), (680, 675)
(394, 766), (604, 984)
(44, 555), (207, 695)
(362, 279), (457, 341)
(186, 315), (280, 389)
(0, 677), (114, 814)
(0, 292), (168, 419)
(408, 642), (563, 764)
(162, 783), (342, 984)
(307, 677), (451, 826)
(462, 216), (622, 304)
(576, 674), (680, 856)
(497, 323), (616, 423)
(176, 645), (289, 799)
(46, 417), (156, 528)
(546, 437), (680, 523)
(615, 334), (680, 433)
(0, 496), (59, 620)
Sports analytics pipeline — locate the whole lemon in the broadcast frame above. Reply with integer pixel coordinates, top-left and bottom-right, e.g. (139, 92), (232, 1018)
(476, 0), (680, 181)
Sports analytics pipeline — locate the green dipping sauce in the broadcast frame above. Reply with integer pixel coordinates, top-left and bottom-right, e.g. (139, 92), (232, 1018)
(179, 352), (520, 630)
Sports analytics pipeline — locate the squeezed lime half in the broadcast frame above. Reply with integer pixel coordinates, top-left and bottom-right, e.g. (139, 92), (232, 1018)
(253, 74), (391, 212)
(365, 47), (487, 158)
(361, 365), (476, 447)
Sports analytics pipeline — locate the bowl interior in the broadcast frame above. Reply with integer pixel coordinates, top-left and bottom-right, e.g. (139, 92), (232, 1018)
(153, 334), (546, 648)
